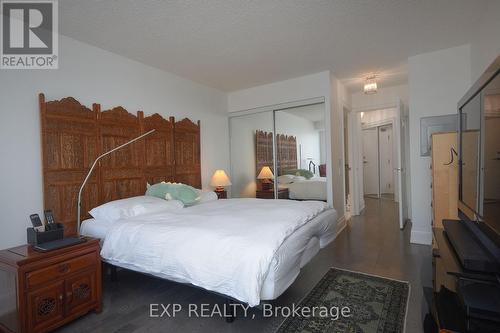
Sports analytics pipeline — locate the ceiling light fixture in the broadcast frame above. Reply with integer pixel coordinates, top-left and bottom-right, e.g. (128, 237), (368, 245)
(363, 76), (378, 94)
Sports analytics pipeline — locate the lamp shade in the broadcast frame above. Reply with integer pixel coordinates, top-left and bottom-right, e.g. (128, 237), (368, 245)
(210, 170), (232, 187)
(257, 166), (274, 180)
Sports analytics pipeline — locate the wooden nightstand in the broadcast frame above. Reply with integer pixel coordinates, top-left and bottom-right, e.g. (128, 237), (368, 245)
(0, 238), (102, 333)
(214, 190), (227, 199)
(256, 188), (289, 199)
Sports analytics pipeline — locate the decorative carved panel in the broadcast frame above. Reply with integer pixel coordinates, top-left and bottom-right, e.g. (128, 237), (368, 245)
(255, 130), (297, 177)
(276, 134), (297, 175)
(37, 297), (56, 316)
(28, 281), (64, 330)
(40, 94), (201, 235)
(41, 95), (99, 235)
(143, 114), (175, 184)
(65, 272), (95, 315)
(255, 130), (274, 177)
(174, 118), (201, 188)
(99, 106), (145, 203)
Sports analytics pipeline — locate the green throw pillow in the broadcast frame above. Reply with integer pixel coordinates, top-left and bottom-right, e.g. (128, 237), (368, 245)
(283, 169), (314, 179)
(173, 184), (200, 206)
(145, 182), (170, 199)
(146, 182), (200, 205)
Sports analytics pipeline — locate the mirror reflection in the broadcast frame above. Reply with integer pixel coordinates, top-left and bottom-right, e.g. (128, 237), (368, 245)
(274, 104), (327, 201)
(482, 73), (500, 233)
(229, 103), (328, 202)
(230, 111), (274, 198)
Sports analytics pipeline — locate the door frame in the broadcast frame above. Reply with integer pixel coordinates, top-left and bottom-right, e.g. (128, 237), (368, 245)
(348, 99), (408, 228)
(343, 105), (353, 216)
(362, 121), (396, 199)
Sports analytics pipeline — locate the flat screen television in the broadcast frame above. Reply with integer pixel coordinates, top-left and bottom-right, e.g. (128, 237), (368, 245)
(458, 56), (500, 263)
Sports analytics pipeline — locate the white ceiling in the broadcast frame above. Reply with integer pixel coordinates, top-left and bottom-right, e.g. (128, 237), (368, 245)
(59, 0), (489, 92)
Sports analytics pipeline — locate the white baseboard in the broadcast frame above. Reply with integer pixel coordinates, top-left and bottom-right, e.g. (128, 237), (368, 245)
(410, 230), (432, 245)
(335, 215), (348, 238)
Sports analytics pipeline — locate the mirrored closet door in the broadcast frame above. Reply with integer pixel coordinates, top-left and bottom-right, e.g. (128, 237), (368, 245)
(229, 102), (329, 203)
(274, 104), (327, 201)
(229, 111), (274, 199)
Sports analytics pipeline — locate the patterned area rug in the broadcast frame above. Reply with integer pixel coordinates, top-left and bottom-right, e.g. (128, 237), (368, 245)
(276, 268), (410, 333)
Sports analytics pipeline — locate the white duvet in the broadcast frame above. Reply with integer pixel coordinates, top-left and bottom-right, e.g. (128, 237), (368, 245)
(100, 198), (328, 306)
(281, 177), (327, 200)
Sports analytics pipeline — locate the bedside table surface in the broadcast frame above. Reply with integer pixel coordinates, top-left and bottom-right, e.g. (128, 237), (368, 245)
(0, 237), (99, 266)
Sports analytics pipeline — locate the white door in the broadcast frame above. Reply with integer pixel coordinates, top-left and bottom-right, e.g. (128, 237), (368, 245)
(395, 100), (408, 229)
(362, 128), (379, 196)
(379, 125), (394, 195)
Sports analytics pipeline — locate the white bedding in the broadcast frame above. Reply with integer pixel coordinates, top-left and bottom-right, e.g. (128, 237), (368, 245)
(81, 207), (339, 301)
(99, 198), (328, 306)
(280, 176), (327, 201)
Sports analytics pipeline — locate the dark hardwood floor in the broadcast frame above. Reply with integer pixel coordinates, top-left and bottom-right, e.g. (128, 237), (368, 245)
(57, 198), (431, 333)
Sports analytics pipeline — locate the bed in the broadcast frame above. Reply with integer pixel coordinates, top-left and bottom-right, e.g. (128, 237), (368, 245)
(81, 198), (339, 306)
(39, 94), (340, 311)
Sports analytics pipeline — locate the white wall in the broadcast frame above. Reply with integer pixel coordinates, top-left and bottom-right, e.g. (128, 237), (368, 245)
(351, 84), (409, 112)
(361, 108), (398, 126)
(276, 111), (321, 172)
(408, 44), (471, 245)
(470, 0), (500, 83)
(0, 35), (229, 249)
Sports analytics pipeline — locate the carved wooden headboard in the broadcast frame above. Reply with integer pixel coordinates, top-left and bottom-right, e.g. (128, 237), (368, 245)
(255, 130), (297, 176)
(39, 94), (201, 235)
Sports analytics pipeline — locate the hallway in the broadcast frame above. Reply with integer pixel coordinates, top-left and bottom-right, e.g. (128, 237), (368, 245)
(323, 198), (432, 332)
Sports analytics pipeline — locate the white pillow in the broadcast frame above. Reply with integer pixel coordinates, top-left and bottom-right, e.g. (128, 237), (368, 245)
(198, 190), (219, 203)
(293, 175), (307, 182)
(278, 174), (295, 184)
(89, 196), (184, 223)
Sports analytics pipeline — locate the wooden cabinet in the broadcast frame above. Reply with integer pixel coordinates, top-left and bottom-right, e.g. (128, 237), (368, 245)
(0, 238), (101, 333)
(256, 188), (289, 199)
(431, 132), (459, 228)
(64, 270), (97, 317)
(429, 228), (500, 332)
(27, 281), (65, 332)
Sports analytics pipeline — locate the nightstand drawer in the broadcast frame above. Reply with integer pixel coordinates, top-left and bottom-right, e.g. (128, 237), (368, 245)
(26, 252), (96, 289)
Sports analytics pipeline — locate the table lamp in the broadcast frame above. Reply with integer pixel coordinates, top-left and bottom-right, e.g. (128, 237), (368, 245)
(210, 170), (232, 194)
(257, 166), (274, 191)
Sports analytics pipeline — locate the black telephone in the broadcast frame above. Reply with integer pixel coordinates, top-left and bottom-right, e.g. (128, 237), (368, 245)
(29, 214), (45, 232)
(44, 209), (56, 225)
